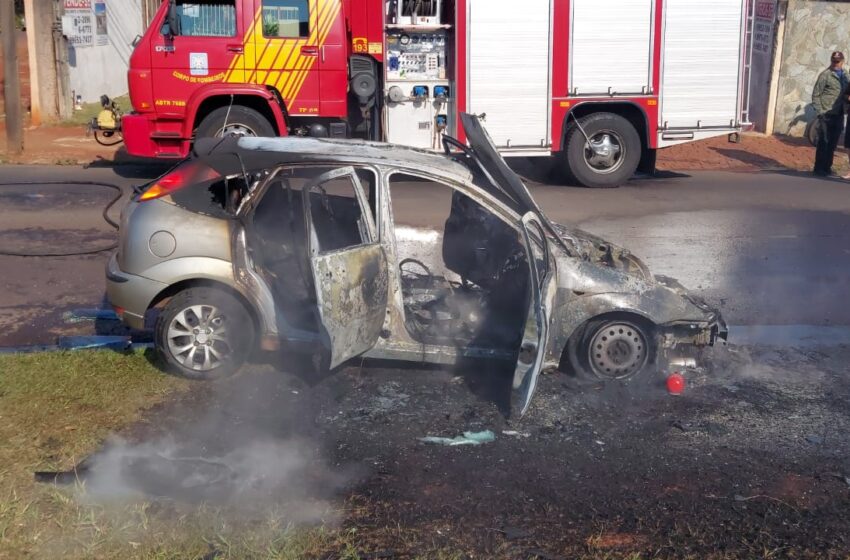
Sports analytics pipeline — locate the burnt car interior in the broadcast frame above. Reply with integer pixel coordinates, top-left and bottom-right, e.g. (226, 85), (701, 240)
(248, 165), (378, 332)
(389, 173), (530, 348)
(243, 163), (531, 352)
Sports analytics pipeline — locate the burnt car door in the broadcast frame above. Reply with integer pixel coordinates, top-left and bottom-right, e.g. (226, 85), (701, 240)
(302, 167), (389, 368)
(458, 112), (576, 252)
(513, 212), (557, 416)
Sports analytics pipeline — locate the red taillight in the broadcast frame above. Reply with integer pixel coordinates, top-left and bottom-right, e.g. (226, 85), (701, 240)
(139, 161), (220, 201)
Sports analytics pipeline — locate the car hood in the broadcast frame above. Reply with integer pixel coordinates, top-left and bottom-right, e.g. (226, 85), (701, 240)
(552, 222), (654, 281)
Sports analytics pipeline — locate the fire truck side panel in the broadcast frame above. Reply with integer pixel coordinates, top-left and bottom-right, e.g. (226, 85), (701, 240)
(548, 0), (663, 152)
(659, 0), (748, 146)
(148, 0), (247, 122)
(463, 0), (552, 153)
(569, 0), (654, 96)
(550, 98), (659, 153)
(183, 83), (287, 137)
(240, 0), (344, 117)
(345, 0), (385, 62)
(318, 5), (349, 117)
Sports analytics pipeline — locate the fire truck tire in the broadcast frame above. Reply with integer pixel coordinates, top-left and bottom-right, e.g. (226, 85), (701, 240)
(195, 105), (276, 139)
(563, 113), (641, 188)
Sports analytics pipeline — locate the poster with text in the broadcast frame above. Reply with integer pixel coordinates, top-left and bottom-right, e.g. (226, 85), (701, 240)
(94, 2), (108, 46)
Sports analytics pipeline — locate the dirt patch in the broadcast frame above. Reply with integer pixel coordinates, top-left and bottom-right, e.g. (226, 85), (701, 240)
(657, 133), (819, 173)
(0, 123), (151, 166)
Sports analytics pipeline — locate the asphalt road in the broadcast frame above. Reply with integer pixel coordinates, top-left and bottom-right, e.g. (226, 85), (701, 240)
(1, 162), (850, 346)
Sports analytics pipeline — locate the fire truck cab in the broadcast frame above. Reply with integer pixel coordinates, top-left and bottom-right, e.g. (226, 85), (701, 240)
(121, 0), (753, 188)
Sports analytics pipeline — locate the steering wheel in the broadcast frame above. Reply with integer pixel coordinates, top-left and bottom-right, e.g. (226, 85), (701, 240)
(399, 257), (433, 284)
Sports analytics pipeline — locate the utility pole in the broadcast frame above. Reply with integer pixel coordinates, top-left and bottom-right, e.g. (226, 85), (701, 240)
(2, 0), (24, 154)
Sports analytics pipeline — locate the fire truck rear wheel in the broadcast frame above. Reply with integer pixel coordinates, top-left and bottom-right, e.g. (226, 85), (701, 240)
(196, 105), (276, 139)
(563, 113), (641, 188)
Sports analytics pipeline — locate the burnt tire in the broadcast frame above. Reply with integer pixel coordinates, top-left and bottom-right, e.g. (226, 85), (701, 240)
(154, 287), (255, 380)
(567, 317), (655, 381)
(562, 112), (642, 188)
(195, 105), (275, 139)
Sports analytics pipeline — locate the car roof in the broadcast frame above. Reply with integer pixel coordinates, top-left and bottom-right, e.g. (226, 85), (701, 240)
(193, 136), (475, 183)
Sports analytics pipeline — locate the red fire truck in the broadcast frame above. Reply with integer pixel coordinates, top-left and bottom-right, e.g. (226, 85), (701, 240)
(116, 0), (753, 187)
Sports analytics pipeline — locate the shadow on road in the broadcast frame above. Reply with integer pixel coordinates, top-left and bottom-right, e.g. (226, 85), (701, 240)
(508, 157), (691, 187)
(83, 147), (175, 180)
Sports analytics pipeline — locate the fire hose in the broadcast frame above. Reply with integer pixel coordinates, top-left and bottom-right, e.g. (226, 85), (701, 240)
(92, 130), (124, 147)
(0, 181), (124, 257)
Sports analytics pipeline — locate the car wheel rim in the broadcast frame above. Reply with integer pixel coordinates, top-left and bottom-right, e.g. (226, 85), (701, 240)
(216, 123), (257, 137)
(588, 322), (648, 379)
(166, 304), (232, 372)
(584, 130), (624, 174)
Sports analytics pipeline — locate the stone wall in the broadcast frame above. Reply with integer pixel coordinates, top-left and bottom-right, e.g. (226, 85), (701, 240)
(774, 0), (850, 136)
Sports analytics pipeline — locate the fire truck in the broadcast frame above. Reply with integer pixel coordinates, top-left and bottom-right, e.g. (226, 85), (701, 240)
(115, 0), (753, 187)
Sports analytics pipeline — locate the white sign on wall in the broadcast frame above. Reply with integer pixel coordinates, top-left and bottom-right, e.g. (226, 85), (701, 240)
(748, 0), (777, 132)
(63, 0), (94, 48)
(753, 0), (776, 57)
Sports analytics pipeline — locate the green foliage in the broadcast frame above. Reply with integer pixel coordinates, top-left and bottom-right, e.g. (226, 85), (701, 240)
(263, 16), (280, 37)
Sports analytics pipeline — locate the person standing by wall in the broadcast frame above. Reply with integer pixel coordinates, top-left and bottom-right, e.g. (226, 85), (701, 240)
(812, 51), (847, 177)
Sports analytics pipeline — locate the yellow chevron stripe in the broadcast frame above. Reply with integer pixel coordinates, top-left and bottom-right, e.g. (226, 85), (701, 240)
(288, 0), (340, 103)
(224, 0), (342, 109)
(275, 38), (304, 94)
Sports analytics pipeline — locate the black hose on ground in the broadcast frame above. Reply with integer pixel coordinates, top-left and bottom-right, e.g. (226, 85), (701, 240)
(93, 131), (124, 147)
(0, 180), (125, 257)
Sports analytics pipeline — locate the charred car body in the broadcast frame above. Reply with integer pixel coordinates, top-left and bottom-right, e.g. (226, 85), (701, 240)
(106, 114), (726, 415)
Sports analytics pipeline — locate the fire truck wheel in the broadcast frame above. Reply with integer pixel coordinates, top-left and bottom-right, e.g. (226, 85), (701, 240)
(196, 105), (276, 139)
(563, 113), (641, 188)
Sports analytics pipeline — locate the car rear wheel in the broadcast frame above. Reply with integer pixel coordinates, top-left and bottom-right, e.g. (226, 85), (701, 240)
(155, 287), (254, 380)
(195, 105), (275, 139)
(567, 317), (655, 380)
(563, 113), (642, 188)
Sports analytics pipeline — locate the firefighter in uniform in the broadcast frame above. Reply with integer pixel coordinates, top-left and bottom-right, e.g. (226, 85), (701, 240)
(812, 51), (847, 177)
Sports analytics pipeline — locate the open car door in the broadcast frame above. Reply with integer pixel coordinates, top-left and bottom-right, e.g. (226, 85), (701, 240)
(458, 112), (577, 252)
(512, 212), (558, 416)
(302, 167), (389, 369)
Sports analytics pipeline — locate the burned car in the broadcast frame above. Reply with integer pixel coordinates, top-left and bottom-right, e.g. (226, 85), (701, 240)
(106, 114), (726, 415)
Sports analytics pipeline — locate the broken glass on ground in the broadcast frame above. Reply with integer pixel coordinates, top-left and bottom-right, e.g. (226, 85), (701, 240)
(419, 429), (495, 446)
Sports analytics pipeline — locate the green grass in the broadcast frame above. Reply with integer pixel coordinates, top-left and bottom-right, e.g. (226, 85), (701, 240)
(0, 350), (377, 559)
(59, 95), (131, 128)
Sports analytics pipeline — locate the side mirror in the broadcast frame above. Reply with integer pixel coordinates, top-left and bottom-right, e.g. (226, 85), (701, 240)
(165, 0), (180, 37)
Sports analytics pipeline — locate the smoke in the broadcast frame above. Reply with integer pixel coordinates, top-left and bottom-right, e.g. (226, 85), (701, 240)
(75, 364), (356, 525)
(82, 434), (348, 522)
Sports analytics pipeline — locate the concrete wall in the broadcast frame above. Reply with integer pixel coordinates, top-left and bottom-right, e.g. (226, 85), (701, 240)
(66, 0), (142, 102)
(773, 0), (850, 136)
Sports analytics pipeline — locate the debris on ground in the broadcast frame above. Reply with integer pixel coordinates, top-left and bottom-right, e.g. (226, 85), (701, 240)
(496, 526), (532, 540)
(419, 430), (496, 446)
(57, 335), (131, 350)
(502, 430), (531, 438)
(62, 308), (120, 324)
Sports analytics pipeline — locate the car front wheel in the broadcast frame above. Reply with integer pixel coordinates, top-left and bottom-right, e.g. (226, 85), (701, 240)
(567, 317), (655, 380)
(154, 287), (255, 380)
